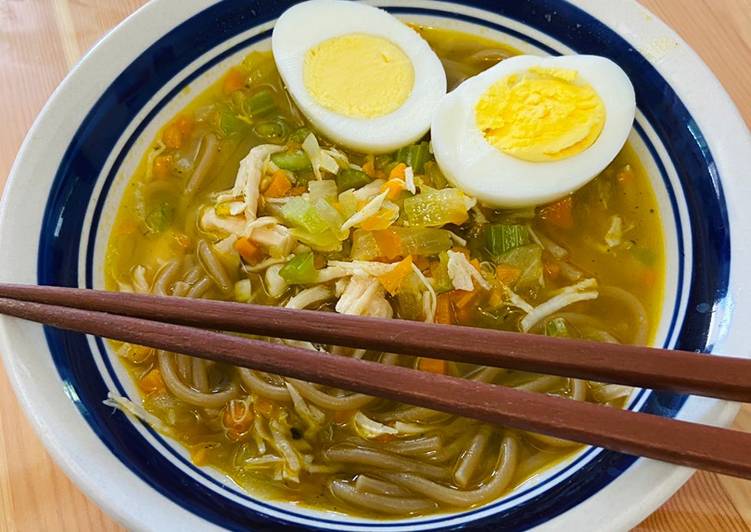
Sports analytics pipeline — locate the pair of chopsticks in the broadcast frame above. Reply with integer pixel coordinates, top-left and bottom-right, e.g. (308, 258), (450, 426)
(1, 282), (750, 480)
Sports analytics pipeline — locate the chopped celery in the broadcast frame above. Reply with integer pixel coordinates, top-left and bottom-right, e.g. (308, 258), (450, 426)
(545, 317), (570, 337)
(497, 244), (543, 291)
(396, 271), (424, 321)
(271, 150), (312, 171)
(244, 89), (276, 118)
(486, 224), (530, 257)
(218, 109), (248, 136)
(279, 252), (317, 284)
(403, 188), (470, 227)
(336, 168), (371, 192)
(337, 190), (358, 219)
(395, 141), (431, 173)
(430, 251), (453, 294)
(289, 126), (312, 144)
(289, 228), (342, 252)
(145, 202), (174, 233)
(350, 229), (381, 260)
(423, 161), (448, 189)
(314, 198), (347, 239)
(394, 227), (451, 256)
(280, 197), (329, 234)
(253, 119), (289, 142)
(308, 180), (338, 203)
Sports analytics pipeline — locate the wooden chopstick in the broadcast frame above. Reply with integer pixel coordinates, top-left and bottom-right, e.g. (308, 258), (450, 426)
(1, 294), (751, 480)
(1, 283), (749, 402)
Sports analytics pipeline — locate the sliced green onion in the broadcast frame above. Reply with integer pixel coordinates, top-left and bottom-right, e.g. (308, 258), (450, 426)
(279, 252), (317, 284)
(336, 168), (371, 192)
(253, 119), (289, 142)
(218, 110), (248, 136)
(545, 317), (570, 337)
(395, 141), (431, 173)
(245, 89), (276, 118)
(485, 224), (530, 257)
(271, 150), (312, 171)
(289, 126), (312, 144)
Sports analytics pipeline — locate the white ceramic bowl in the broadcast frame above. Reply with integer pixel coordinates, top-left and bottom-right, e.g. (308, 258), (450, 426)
(1, 1), (750, 530)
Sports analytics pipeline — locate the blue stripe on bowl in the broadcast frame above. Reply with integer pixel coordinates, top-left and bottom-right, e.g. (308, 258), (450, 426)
(37, 0), (730, 530)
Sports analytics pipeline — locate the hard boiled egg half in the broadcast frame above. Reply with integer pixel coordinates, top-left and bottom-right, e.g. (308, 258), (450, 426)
(272, 0), (446, 154)
(431, 55), (636, 207)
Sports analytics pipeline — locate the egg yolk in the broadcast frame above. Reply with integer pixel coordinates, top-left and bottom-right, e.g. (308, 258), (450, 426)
(475, 67), (606, 162)
(304, 33), (414, 119)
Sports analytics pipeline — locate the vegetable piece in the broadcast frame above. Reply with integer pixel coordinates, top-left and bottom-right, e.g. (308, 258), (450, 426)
(314, 198), (347, 239)
(430, 252), (453, 294)
(308, 180), (338, 203)
(289, 228), (341, 252)
(418, 358), (446, 374)
(218, 109), (248, 136)
(497, 244), (543, 291)
(395, 141), (430, 173)
(336, 168), (371, 193)
(539, 196), (574, 229)
(337, 189), (358, 219)
(234, 237), (264, 265)
(264, 170), (292, 198)
(403, 188), (472, 227)
(360, 202), (399, 231)
(139, 369), (165, 394)
(145, 202), (174, 233)
(271, 150), (312, 171)
(495, 264), (521, 286)
(289, 127), (312, 144)
(153, 154), (173, 179)
(396, 227), (452, 257)
(281, 197), (328, 234)
(434, 292), (453, 324)
(234, 279), (253, 302)
(485, 224), (530, 257)
(341, 191), (388, 231)
(351, 230), (382, 261)
(372, 229), (402, 260)
(279, 252), (317, 284)
(163, 122), (185, 149)
(396, 271), (424, 321)
(377, 256), (413, 295)
(545, 317), (570, 337)
(389, 163), (407, 180)
(254, 119), (290, 143)
(245, 89), (276, 118)
(423, 161), (447, 189)
(223, 67), (247, 93)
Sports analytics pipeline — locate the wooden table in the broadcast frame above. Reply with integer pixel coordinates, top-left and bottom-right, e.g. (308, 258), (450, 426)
(0, 1), (749, 530)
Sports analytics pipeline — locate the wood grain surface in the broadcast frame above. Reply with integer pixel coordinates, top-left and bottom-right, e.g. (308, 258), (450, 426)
(0, 1), (749, 531)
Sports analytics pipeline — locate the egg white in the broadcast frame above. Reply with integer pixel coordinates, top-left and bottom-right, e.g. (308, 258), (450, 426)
(272, 0), (446, 154)
(431, 55), (636, 207)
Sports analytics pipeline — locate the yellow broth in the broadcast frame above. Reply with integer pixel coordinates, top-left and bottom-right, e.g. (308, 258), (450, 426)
(105, 27), (664, 518)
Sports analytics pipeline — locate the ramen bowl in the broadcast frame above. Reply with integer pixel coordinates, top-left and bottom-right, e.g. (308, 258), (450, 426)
(1, 1), (750, 530)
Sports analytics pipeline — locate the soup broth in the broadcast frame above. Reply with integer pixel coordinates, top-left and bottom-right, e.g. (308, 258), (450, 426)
(105, 27), (664, 518)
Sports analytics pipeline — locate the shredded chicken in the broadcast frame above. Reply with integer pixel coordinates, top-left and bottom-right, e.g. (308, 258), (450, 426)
(341, 191), (388, 231)
(520, 278), (599, 331)
(447, 250), (490, 291)
(336, 275), (393, 319)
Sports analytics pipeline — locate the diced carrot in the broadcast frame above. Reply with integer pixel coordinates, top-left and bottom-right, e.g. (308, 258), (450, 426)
(175, 115), (194, 136)
(223, 399), (254, 433)
(223, 67), (247, 94)
(540, 196), (574, 230)
(453, 289), (477, 309)
(362, 154), (376, 177)
(139, 368), (165, 394)
(264, 170), (292, 198)
(377, 255), (413, 295)
(361, 208), (397, 230)
(153, 154), (173, 179)
(163, 123), (183, 149)
(374, 433), (398, 443)
(254, 397), (275, 418)
(381, 178), (406, 200)
(435, 293), (454, 324)
(313, 254), (326, 269)
(642, 268), (657, 287)
(543, 259), (561, 280)
(418, 357), (447, 374)
(496, 264), (521, 286)
(191, 446), (209, 466)
(334, 409), (355, 423)
(288, 185), (306, 196)
(451, 289), (478, 323)
(389, 162), (407, 180)
(413, 255), (430, 272)
(372, 229), (402, 260)
(234, 237), (264, 265)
